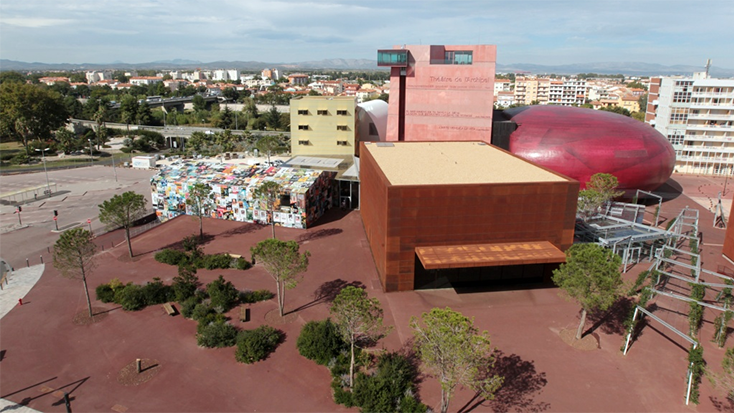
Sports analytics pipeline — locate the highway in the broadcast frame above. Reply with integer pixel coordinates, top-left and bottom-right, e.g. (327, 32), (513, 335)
(71, 119), (290, 139)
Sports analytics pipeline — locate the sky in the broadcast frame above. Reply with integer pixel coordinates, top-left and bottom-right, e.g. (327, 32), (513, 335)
(1, 0), (733, 68)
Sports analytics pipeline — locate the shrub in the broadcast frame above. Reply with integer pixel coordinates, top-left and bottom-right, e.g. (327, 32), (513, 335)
(95, 283), (115, 303)
(297, 319), (348, 365)
(196, 321), (237, 348)
(182, 235), (200, 252)
(11, 154), (30, 165)
(115, 284), (147, 311)
(142, 277), (174, 305)
(353, 352), (421, 413)
(235, 257), (252, 270)
(201, 253), (233, 270)
(191, 303), (215, 322)
(173, 265), (199, 302)
(206, 275), (239, 313)
(120, 147), (133, 154)
(154, 249), (189, 266)
(331, 378), (354, 407)
(235, 325), (282, 364)
(181, 296), (201, 319)
(240, 289), (274, 304)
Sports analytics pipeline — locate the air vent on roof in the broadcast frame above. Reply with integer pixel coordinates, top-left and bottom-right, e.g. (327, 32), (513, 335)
(376, 142), (394, 147)
(477, 142), (487, 145)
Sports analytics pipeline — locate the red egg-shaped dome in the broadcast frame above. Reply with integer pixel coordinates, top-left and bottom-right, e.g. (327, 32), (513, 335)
(504, 106), (675, 192)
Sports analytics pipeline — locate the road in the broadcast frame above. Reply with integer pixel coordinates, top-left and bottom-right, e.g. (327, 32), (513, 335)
(0, 165), (157, 269)
(71, 119), (291, 138)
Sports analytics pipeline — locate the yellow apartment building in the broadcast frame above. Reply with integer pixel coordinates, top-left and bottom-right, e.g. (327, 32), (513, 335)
(290, 96), (357, 156)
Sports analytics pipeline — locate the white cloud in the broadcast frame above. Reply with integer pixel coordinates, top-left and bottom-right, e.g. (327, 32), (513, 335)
(1, 17), (71, 28)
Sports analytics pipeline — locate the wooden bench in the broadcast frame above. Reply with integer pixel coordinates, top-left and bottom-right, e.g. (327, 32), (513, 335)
(163, 302), (177, 316)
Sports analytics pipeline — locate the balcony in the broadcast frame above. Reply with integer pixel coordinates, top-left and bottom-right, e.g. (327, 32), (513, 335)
(685, 135), (734, 143)
(377, 50), (408, 67)
(687, 113), (734, 120)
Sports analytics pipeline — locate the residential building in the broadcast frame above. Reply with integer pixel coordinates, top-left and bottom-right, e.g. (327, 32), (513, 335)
(38, 77), (69, 85)
(85, 70), (112, 84)
(494, 78), (511, 95)
(494, 91), (515, 108)
(547, 79), (586, 106)
(130, 76), (163, 86)
(647, 72), (734, 175)
(378, 44), (496, 142)
(288, 74), (309, 86)
(514, 77), (550, 105)
(290, 96), (357, 156)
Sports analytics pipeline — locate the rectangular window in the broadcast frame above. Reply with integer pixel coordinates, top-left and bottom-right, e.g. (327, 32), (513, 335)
(298, 125), (309, 130)
(336, 141), (349, 146)
(336, 125), (349, 131)
(377, 50), (408, 67)
(317, 110), (328, 115)
(337, 110), (348, 116)
(297, 109), (308, 115)
(441, 51), (473, 65)
(298, 140), (309, 145)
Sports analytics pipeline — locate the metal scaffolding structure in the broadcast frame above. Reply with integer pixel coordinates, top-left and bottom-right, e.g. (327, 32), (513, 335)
(576, 204), (701, 272)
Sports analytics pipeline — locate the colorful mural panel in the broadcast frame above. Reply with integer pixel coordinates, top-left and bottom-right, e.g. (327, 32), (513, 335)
(151, 161), (335, 229)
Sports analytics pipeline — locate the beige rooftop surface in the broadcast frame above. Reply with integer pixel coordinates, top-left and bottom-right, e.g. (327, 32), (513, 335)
(364, 141), (569, 185)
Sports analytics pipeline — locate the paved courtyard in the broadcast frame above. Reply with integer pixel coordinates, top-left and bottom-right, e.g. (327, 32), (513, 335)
(0, 171), (733, 412)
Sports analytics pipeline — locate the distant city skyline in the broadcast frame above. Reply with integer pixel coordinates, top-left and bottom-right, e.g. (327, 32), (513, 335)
(1, 0), (733, 68)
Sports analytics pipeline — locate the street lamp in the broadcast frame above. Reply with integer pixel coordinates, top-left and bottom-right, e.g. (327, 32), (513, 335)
(88, 139), (94, 165)
(34, 147), (52, 197)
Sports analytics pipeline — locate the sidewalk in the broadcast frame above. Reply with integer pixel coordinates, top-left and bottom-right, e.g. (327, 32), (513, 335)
(0, 398), (43, 412)
(0, 265), (44, 320)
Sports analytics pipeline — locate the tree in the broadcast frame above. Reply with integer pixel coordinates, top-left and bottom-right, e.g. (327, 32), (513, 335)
(587, 173), (624, 203)
(55, 128), (77, 154)
(93, 104), (108, 149)
(552, 243), (623, 340)
(253, 181), (282, 239)
(119, 95), (138, 135)
(330, 286), (389, 388)
(187, 131), (207, 153)
(53, 228), (97, 318)
(97, 191), (147, 257)
(217, 106), (234, 129)
(577, 173), (623, 220)
(0, 82), (69, 154)
(256, 135), (282, 166)
(263, 105), (282, 130)
(598, 105), (631, 117)
(410, 307), (503, 413)
(186, 183), (213, 240)
(136, 101), (152, 125)
(192, 94), (207, 112)
(250, 239), (310, 317)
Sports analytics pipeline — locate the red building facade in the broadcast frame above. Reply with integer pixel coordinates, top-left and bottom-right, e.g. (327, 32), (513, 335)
(360, 141), (578, 292)
(378, 45), (496, 143)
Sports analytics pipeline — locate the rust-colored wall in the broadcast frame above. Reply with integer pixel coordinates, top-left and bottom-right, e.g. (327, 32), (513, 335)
(360, 143), (579, 292)
(359, 146), (390, 288)
(723, 198), (734, 263)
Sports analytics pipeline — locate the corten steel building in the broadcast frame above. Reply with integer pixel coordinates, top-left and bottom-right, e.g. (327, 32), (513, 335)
(377, 45), (496, 143)
(360, 141), (578, 292)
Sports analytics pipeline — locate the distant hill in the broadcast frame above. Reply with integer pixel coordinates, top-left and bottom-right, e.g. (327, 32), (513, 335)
(1, 58), (733, 77)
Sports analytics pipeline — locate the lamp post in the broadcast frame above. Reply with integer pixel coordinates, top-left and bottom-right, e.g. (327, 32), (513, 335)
(88, 139), (94, 165)
(34, 147), (52, 196)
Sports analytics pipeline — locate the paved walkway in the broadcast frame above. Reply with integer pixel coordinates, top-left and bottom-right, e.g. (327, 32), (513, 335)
(0, 265), (44, 320)
(0, 266), (44, 413)
(0, 398), (43, 412)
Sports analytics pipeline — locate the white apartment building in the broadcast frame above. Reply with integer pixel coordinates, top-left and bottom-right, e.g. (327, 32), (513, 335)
(85, 70), (112, 84)
(647, 72), (734, 176)
(494, 79), (511, 95)
(548, 79), (587, 106)
(212, 70), (229, 81)
(129, 76), (163, 86)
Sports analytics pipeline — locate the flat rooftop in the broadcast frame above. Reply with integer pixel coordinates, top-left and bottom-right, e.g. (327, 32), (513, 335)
(363, 141), (569, 185)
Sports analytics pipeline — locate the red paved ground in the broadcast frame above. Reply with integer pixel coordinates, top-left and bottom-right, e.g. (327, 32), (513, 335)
(1, 174), (733, 412)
